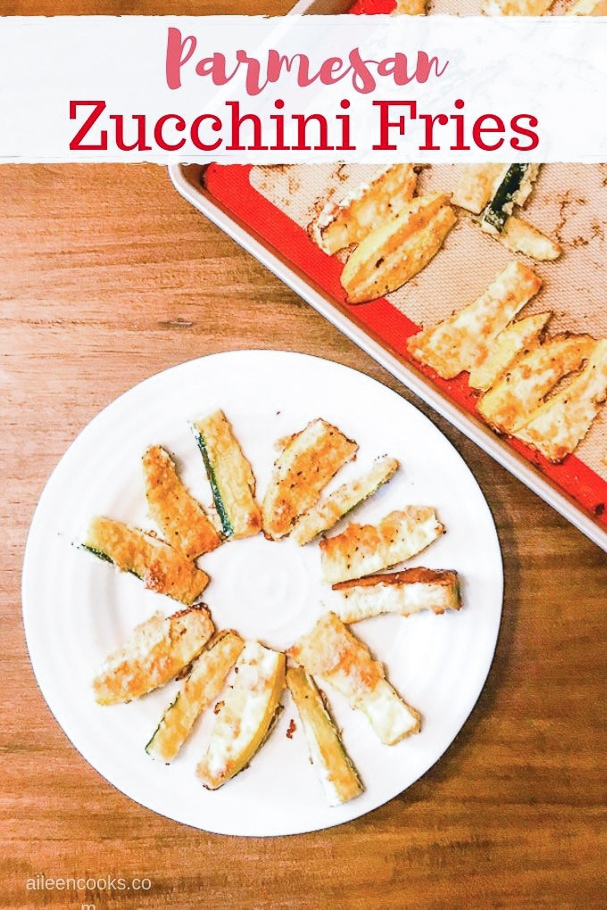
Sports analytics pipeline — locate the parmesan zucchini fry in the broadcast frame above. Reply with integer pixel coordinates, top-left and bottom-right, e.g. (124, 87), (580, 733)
(568, 0), (607, 13)
(93, 606), (214, 705)
(191, 410), (262, 540)
(392, 0), (428, 12)
(146, 630), (244, 763)
(82, 516), (209, 605)
(340, 192), (457, 304)
(490, 215), (562, 262)
(143, 445), (222, 560)
(480, 164), (540, 234)
(287, 612), (421, 746)
(482, 0), (555, 14)
(319, 506), (444, 585)
(477, 333), (597, 435)
(311, 164), (418, 255)
(286, 667), (364, 806)
(332, 567), (461, 624)
(262, 418), (358, 541)
(291, 456), (399, 546)
(407, 260), (542, 380)
(452, 164), (508, 215)
(197, 641), (286, 790)
(516, 339), (607, 462)
(468, 312), (552, 392)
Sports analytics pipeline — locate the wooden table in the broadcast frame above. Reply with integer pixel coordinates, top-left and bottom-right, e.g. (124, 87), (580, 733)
(3, 4), (607, 908)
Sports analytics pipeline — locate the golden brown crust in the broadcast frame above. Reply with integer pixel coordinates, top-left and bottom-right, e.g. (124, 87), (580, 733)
(262, 418), (358, 540)
(93, 606), (214, 705)
(84, 516), (209, 604)
(143, 445), (222, 560)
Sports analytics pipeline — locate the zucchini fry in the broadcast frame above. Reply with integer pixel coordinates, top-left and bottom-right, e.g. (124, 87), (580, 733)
(407, 260), (542, 381)
(482, 0), (555, 14)
(320, 506), (444, 585)
(262, 418), (358, 541)
(286, 667), (364, 806)
(93, 605), (214, 705)
(197, 641), (286, 790)
(287, 612), (421, 746)
(516, 339), (607, 462)
(82, 516), (209, 605)
(311, 164), (418, 255)
(478, 333), (597, 435)
(146, 630), (244, 763)
(340, 192), (457, 304)
(143, 445), (222, 560)
(392, 0), (427, 12)
(480, 164), (540, 234)
(469, 312), (552, 392)
(291, 456), (399, 546)
(568, 0), (607, 13)
(452, 164), (508, 215)
(494, 216), (562, 262)
(191, 410), (262, 540)
(332, 567), (461, 624)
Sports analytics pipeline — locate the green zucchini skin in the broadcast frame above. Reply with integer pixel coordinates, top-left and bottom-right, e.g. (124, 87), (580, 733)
(190, 411), (262, 540)
(191, 425), (234, 537)
(481, 164), (533, 233)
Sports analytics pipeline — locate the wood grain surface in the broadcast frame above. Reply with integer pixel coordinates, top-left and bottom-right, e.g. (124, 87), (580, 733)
(2, 3), (607, 909)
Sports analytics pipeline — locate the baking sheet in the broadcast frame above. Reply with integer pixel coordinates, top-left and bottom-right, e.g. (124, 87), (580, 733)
(168, 0), (607, 551)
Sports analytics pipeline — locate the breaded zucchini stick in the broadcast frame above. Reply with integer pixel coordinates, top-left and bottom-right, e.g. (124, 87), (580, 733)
(407, 260), (542, 380)
(332, 567), (461, 623)
(288, 612), (421, 746)
(286, 666), (364, 806)
(93, 606), (214, 705)
(311, 164), (418, 255)
(516, 339), (607, 462)
(477, 333), (597, 435)
(197, 641), (286, 790)
(340, 192), (456, 304)
(146, 630), (244, 763)
(291, 456), (399, 546)
(262, 418), (358, 541)
(320, 506), (444, 585)
(82, 516), (209, 605)
(143, 445), (222, 560)
(191, 409), (262, 540)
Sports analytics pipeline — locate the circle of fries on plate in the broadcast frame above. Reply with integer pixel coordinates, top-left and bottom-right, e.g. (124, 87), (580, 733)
(84, 410), (462, 805)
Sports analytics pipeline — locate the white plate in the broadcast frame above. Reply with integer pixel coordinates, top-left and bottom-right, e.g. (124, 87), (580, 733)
(22, 350), (503, 837)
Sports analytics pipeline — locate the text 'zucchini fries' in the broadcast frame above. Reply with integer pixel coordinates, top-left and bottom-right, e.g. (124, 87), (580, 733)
(197, 641), (286, 790)
(288, 612), (421, 746)
(286, 666), (364, 806)
(93, 606), (214, 705)
(83, 516), (210, 605)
